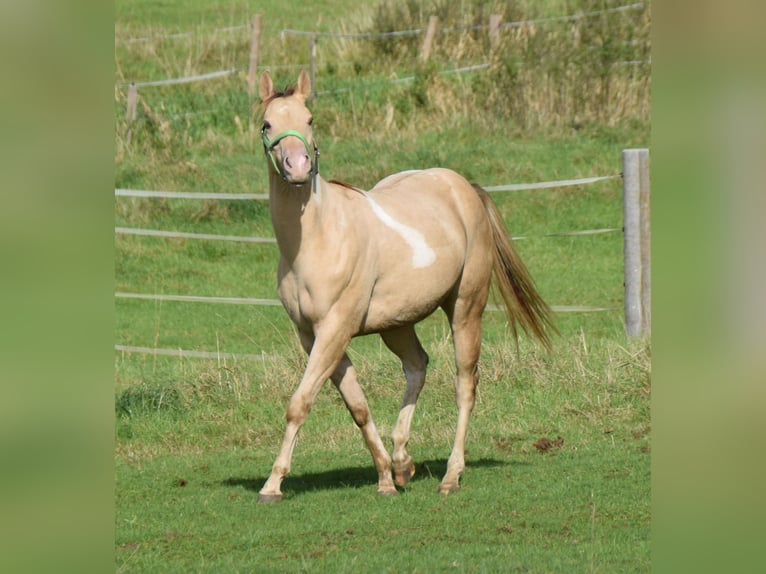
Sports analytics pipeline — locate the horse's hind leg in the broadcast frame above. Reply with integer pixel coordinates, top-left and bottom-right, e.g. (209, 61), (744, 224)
(440, 305), (483, 494)
(330, 353), (397, 496)
(381, 326), (429, 487)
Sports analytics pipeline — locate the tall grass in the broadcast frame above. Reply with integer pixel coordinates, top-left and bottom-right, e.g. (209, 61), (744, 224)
(116, 329), (649, 461)
(344, 0), (651, 130)
(115, 0), (650, 165)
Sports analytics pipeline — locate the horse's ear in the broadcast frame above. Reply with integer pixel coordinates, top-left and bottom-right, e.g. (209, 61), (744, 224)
(296, 69), (311, 101)
(259, 72), (274, 102)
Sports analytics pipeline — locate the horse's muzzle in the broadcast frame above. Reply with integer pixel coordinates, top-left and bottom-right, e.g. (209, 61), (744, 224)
(280, 146), (313, 183)
(262, 128), (317, 183)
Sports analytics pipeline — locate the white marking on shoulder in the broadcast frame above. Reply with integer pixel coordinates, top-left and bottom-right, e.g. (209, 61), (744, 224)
(364, 193), (436, 269)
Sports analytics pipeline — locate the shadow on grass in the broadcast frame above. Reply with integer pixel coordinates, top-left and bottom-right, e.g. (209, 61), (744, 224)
(223, 457), (522, 497)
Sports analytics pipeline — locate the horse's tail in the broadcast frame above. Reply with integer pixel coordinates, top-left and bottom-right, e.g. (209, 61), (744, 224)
(473, 183), (557, 350)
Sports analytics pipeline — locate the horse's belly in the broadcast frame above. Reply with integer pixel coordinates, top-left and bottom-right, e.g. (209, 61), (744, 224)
(359, 300), (439, 334)
(360, 270), (458, 333)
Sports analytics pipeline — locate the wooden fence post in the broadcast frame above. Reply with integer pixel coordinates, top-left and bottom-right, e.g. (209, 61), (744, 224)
(489, 14), (502, 55)
(622, 148), (651, 337)
(126, 83), (138, 145)
(126, 83), (138, 121)
(247, 14), (263, 96)
(309, 34), (317, 100)
(421, 16), (439, 62)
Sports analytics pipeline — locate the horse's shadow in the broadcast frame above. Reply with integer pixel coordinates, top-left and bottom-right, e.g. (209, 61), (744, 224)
(223, 457), (519, 497)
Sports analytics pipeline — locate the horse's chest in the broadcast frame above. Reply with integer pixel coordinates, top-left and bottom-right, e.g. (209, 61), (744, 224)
(276, 269), (310, 324)
(277, 262), (362, 327)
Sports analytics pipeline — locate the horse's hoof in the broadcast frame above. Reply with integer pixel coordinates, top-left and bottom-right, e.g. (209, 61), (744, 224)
(393, 457), (415, 487)
(438, 483), (460, 495)
(258, 492), (283, 503)
(394, 466), (415, 487)
(394, 471), (412, 487)
(377, 488), (399, 497)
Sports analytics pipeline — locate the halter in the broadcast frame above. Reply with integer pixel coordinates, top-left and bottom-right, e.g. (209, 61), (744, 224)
(261, 128), (320, 180)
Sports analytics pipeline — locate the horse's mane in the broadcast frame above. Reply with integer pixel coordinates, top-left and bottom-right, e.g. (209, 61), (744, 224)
(328, 179), (367, 196)
(263, 85), (297, 106)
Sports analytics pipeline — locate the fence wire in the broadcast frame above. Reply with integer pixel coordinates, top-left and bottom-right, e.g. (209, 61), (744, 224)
(115, 172), (624, 358)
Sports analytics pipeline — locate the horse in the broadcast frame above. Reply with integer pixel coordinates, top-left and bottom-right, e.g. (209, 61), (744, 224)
(256, 70), (555, 502)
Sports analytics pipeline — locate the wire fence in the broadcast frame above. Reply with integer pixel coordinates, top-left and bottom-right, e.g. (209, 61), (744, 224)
(115, 3), (651, 358)
(116, 2), (648, 101)
(279, 3), (645, 38)
(115, 170), (636, 360)
(118, 3), (644, 44)
(115, 174), (623, 245)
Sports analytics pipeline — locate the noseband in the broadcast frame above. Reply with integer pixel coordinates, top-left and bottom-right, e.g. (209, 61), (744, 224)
(261, 128), (320, 181)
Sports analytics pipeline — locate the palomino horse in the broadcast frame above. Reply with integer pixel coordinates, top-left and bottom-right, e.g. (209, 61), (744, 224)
(257, 70), (554, 502)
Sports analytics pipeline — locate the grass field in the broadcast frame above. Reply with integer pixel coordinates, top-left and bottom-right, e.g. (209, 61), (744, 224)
(115, 0), (650, 571)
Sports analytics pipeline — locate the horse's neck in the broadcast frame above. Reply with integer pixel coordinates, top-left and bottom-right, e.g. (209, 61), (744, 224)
(268, 172), (328, 262)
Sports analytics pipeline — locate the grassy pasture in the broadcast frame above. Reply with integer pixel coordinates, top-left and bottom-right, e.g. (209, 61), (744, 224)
(116, 333), (650, 572)
(115, 0), (650, 571)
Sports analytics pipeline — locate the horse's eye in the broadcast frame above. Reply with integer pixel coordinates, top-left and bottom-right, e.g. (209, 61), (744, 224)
(307, 117), (313, 127)
(261, 121), (271, 132)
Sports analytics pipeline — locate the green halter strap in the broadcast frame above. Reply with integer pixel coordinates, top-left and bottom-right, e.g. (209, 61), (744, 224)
(261, 129), (319, 179)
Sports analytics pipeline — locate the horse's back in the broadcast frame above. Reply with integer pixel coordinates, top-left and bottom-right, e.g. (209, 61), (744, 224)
(370, 167), (489, 234)
(371, 167), (471, 195)
(352, 167), (494, 332)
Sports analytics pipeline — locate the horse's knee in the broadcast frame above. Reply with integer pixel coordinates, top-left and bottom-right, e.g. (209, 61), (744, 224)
(455, 375), (477, 408)
(348, 404), (370, 428)
(331, 379), (372, 427)
(286, 396), (311, 424)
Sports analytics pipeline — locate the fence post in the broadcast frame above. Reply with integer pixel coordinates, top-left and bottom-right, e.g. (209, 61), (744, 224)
(126, 83), (138, 121)
(247, 14), (263, 96)
(421, 16), (439, 62)
(622, 148), (651, 337)
(126, 83), (138, 145)
(309, 34), (317, 100)
(489, 14), (502, 55)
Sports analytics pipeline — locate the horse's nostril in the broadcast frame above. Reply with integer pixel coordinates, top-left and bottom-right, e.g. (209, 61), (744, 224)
(285, 156), (292, 168)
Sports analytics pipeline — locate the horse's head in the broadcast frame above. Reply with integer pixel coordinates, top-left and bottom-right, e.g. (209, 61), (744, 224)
(259, 70), (317, 184)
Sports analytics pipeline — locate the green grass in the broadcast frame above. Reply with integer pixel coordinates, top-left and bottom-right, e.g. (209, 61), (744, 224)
(117, 446), (648, 572)
(115, 0), (650, 571)
(115, 335), (649, 572)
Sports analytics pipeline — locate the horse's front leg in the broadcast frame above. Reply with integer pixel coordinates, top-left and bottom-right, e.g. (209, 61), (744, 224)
(258, 328), (350, 503)
(330, 353), (397, 496)
(381, 326), (429, 487)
